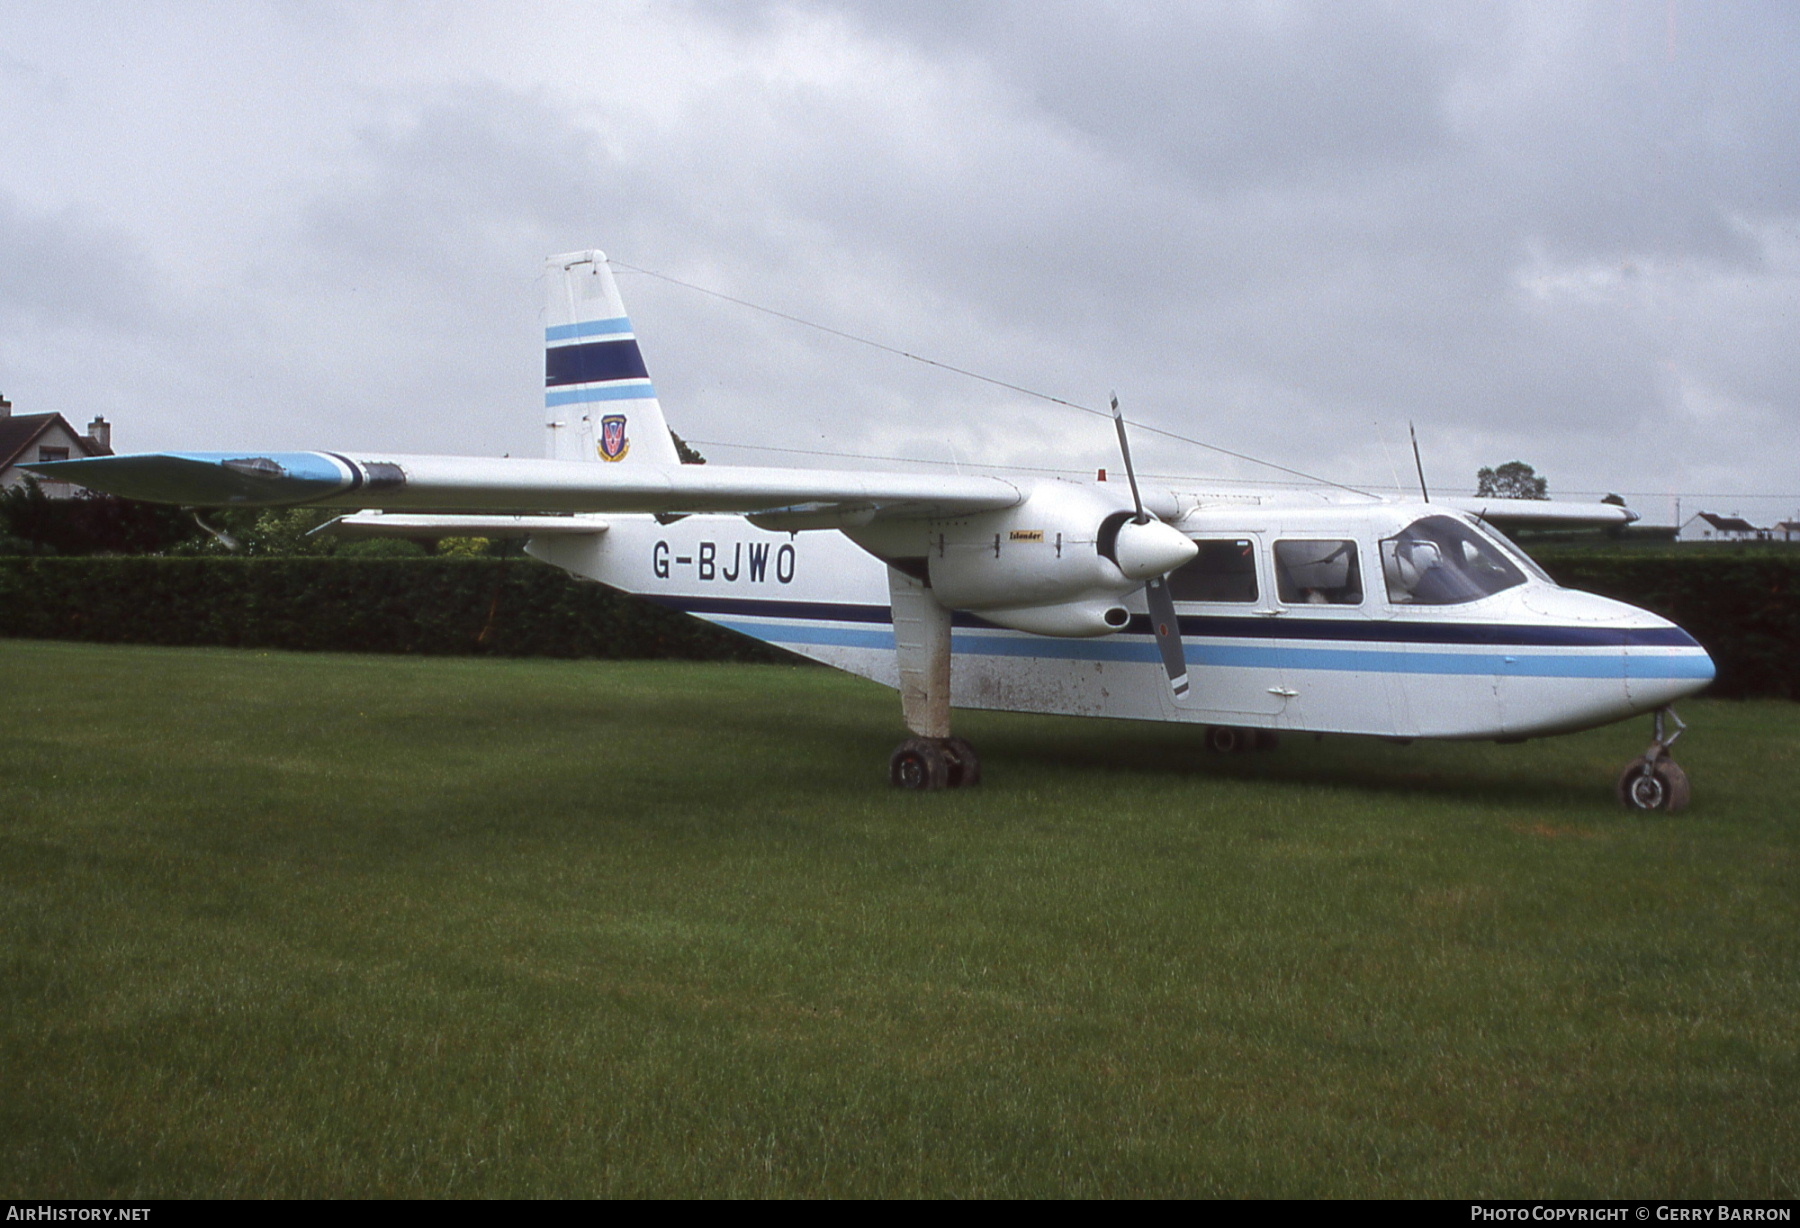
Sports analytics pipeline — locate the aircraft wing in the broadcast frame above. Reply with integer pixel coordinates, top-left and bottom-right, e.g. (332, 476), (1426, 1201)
(25, 451), (1024, 524)
(1440, 496), (1637, 529)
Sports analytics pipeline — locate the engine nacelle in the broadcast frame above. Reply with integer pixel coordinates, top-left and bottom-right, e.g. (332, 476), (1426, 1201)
(921, 482), (1195, 634)
(978, 598), (1133, 638)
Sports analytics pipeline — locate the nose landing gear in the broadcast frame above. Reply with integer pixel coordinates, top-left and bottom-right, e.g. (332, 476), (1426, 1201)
(1617, 707), (1691, 813)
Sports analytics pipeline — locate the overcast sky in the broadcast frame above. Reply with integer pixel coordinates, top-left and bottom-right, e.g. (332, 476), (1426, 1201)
(3, 1), (1795, 525)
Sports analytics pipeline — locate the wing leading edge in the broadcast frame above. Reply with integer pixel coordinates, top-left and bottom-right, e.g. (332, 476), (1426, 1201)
(1439, 496), (1637, 529)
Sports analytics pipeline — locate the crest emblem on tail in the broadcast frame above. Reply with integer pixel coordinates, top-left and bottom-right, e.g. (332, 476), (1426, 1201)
(599, 414), (631, 462)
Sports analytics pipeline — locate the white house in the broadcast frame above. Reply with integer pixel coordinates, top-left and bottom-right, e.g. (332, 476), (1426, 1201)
(0, 395), (114, 498)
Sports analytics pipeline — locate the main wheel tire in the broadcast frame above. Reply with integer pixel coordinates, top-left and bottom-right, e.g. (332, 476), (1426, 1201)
(1205, 726), (1244, 754)
(943, 736), (982, 788)
(890, 738), (951, 791)
(1616, 757), (1692, 813)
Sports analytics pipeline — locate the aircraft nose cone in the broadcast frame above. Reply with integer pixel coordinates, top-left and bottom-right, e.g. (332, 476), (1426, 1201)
(1110, 519), (1198, 581)
(1625, 623), (1716, 708)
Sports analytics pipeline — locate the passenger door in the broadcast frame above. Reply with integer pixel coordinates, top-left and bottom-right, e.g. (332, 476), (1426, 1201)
(1165, 535), (1286, 719)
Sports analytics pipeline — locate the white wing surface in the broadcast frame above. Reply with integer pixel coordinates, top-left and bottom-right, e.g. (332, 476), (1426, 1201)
(1439, 496), (1637, 528)
(27, 451), (1023, 524)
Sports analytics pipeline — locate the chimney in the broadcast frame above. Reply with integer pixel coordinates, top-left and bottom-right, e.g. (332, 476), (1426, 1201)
(87, 416), (112, 452)
(0, 394), (11, 419)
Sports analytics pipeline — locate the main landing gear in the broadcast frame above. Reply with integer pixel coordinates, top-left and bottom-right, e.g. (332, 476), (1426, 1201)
(1617, 706), (1691, 813)
(886, 567), (980, 791)
(889, 736), (982, 791)
(1203, 725), (1279, 754)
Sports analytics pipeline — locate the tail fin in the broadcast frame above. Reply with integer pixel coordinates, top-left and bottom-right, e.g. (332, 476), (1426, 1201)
(544, 250), (680, 466)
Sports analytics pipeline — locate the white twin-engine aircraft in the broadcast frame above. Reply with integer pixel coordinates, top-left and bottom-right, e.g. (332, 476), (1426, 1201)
(34, 251), (1714, 809)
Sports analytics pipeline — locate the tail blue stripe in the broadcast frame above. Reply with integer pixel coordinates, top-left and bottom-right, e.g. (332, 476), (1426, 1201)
(545, 383), (658, 407)
(546, 317), (631, 343)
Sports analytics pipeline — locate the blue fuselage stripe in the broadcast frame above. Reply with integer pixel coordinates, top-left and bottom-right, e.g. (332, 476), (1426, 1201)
(703, 617), (1710, 679)
(658, 595), (1704, 650)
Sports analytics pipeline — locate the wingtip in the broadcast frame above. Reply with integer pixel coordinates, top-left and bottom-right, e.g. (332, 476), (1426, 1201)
(13, 451), (355, 507)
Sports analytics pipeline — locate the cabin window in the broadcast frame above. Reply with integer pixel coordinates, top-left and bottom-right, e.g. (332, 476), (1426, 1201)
(1274, 540), (1362, 605)
(1168, 539), (1258, 602)
(1380, 515), (1527, 605)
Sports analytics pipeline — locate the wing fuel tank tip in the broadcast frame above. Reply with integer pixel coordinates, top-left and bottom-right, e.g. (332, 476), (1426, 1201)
(23, 451), (354, 506)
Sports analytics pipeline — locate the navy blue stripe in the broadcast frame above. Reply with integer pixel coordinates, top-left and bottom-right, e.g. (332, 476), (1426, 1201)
(645, 594), (1701, 649)
(650, 594), (1015, 631)
(545, 339), (650, 388)
(648, 595), (908, 625)
(1147, 614), (1700, 649)
(322, 452), (362, 494)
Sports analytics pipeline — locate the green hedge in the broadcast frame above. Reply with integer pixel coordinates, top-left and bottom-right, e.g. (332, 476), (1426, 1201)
(1538, 554), (1798, 700)
(2, 553), (1794, 698)
(0, 557), (795, 664)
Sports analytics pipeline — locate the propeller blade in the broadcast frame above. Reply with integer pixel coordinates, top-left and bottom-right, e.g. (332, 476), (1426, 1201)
(1111, 394), (1191, 697)
(1109, 394), (1147, 523)
(1144, 574), (1189, 697)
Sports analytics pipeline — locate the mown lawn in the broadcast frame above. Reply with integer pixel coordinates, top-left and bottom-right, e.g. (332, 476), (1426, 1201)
(2, 640), (1795, 1197)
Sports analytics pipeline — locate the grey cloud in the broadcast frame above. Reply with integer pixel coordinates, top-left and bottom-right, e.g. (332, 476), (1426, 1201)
(296, 83), (621, 274)
(0, 194), (163, 332)
(4, 2), (1790, 511)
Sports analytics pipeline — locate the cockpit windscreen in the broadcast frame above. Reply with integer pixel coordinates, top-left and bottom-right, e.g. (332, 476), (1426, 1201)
(1380, 515), (1527, 605)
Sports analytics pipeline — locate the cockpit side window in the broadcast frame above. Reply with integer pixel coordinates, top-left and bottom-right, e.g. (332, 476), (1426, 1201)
(1380, 515), (1527, 605)
(1168, 539), (1259, 602)
(1274, 540), (1362, 605)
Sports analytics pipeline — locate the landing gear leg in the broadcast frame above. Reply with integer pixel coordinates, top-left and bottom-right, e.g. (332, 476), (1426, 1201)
(887, 567), (980, 790)
(1616, 706), (1691, 813)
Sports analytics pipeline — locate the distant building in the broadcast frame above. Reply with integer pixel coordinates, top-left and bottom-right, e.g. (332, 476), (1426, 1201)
(0, 395), (115, 498)
(1679, 511), (1769, 543)
(1778, 520), (1800, 543)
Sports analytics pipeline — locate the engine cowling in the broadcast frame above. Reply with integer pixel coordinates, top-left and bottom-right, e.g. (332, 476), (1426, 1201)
(977, 598), (1134, 637)
(922, 482), (1195, 636)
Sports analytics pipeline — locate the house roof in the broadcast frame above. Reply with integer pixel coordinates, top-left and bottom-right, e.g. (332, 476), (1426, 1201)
(0, 412), (113, 474)
(0, 413), (58, 472)
(1697, 512), (1763, 533)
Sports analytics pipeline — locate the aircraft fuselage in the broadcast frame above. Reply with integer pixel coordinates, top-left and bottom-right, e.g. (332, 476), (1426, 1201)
(530, 501), (1712, 742)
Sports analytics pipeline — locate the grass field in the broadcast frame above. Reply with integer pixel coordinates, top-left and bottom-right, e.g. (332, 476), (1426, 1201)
(3, 639), (1796, 1198)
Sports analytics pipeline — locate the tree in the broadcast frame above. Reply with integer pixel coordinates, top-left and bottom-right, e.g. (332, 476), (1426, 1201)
(1475, 461), (1548, 500)
(0, 479), (201, 555)
(671, 430), (706, 464)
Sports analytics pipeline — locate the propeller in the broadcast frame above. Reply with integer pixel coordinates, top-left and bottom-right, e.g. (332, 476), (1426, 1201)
(1109, 396), (1191, 698)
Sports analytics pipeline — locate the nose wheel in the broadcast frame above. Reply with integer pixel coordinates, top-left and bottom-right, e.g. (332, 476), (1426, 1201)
(890, 737), (981, 790)
(1617, 707), (1691, 813)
